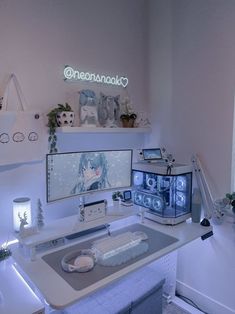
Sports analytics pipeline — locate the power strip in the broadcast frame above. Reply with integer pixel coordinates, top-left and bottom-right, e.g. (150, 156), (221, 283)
(35, 237), (65, 253)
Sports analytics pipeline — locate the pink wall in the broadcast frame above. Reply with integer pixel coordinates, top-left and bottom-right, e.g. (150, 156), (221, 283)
(0, 0), (147, 112)
(0, 0), (148, 233)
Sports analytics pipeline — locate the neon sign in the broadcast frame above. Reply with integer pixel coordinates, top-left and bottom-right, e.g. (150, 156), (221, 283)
(63, 66), (128, 88)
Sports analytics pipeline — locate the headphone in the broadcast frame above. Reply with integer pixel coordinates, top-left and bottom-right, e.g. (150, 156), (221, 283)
(61, 249), (95, 273)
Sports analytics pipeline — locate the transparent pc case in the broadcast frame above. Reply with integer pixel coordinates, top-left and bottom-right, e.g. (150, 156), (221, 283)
(132, 163), (192, 225)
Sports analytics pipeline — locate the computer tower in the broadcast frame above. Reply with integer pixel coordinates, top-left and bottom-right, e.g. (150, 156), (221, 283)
(132, 162), (192, 225)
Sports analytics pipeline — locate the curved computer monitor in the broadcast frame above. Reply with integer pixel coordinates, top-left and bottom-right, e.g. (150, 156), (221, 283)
(46, 149), (133, 202)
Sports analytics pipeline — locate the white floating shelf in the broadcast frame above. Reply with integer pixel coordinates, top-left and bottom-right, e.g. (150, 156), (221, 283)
(57, 126), (151, 134)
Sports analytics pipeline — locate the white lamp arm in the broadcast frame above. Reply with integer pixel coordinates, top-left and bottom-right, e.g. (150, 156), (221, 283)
(191, 155), (214, 223)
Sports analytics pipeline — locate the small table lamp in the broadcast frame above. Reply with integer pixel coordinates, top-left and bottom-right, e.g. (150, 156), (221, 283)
(13, 197), (32, 232)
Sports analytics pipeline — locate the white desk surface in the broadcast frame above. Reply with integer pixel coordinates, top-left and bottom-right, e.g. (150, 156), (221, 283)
(0, 258), (44, 314)
(16, 206), (137, 248)
(11, 213), (212, 310)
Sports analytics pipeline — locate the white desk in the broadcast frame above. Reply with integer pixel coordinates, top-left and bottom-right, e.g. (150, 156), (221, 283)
(15, 206), (138, 259)
(11, 211), (213, 310)
(0, 258), (44, 314)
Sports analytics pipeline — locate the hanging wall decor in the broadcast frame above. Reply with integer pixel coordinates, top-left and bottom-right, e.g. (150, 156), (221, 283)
(0, 74), (47, 165)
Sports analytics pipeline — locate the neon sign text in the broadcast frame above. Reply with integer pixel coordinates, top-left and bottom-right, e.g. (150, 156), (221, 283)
(64, 66), (128, 88)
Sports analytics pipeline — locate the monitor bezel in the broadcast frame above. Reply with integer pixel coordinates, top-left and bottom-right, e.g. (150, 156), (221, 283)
(142, 148), (162, 161)
(46, 149), (133, 203)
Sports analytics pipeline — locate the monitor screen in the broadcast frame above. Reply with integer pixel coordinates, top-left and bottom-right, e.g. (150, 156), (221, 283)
(142, 148), (162, 161)
(46, 150), (133, 202)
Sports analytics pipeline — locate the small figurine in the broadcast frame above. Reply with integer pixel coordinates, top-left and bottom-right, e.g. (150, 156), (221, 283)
(98, 93), (120, 127)
(18, 211), (28, 238)
(79, 89), (98, 127)
(161, 148), (175, 175)
(37, 198), (44, 229)
(18, 211), (37, 238)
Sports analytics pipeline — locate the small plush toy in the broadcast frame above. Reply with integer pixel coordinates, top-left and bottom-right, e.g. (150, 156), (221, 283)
(161, 148), (175, 175)
(79, 89), (98, 127)
(98, 93), (120, 127)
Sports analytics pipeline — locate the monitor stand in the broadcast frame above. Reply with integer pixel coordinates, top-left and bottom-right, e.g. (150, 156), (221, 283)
(121, 200), (133, 207)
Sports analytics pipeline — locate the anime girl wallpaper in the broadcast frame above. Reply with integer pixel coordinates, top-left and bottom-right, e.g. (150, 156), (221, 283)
(47, 150), (132, 202)
(71, 152), (110, 194)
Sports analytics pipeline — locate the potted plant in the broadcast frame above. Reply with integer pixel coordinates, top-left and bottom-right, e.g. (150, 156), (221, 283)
(112, 191), (123, 209)
(112, 191), (123, 202)
(47, 103), (74, 153)
(0, 246), (11, 262)
(120, 98), (137, 128)
(224, 192), (235, 214)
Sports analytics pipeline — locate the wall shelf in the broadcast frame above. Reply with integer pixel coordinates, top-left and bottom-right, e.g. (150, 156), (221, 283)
(57, 126), (151, 134)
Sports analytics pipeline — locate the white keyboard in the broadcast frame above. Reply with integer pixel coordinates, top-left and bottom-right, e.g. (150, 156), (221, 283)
(92, 232), (144, 260)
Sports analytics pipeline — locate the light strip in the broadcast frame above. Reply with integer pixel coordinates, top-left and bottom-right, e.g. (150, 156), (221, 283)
(64, 66), (129, 88)
(12, 264), (38, 295)
(2, 239), (18, 247)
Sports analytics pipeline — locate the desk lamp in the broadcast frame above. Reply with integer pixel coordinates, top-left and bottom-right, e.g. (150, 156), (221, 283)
(13, 197), (32, 232)
(191, 155), (223, 227)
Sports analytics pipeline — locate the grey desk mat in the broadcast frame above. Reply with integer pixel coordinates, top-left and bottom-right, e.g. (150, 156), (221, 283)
(42, 224), (178, 291)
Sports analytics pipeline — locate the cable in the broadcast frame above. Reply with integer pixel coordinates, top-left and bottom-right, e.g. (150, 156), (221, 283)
(176, 291), (210, 314)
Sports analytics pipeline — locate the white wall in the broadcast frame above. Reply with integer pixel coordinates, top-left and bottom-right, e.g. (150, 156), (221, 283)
(148, 1), (235, 313)
(0, 0), (148, 236)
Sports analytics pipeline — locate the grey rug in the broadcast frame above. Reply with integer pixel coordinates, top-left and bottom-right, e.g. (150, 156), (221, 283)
(163, 299), (191, 314)
(42, 223), (178, 291)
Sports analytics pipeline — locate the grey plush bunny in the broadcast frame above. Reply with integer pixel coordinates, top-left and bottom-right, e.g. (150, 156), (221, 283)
(79, 89), (98, 126)
(98, 93), (120, 127)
